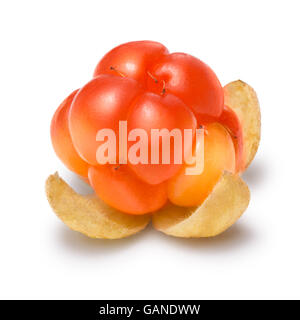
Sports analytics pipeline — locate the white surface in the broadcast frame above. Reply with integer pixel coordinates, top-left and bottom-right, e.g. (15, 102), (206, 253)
(0, 0), (299, 299)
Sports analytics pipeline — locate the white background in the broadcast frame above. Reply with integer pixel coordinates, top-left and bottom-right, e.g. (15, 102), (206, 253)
(0, 0), (299, 299)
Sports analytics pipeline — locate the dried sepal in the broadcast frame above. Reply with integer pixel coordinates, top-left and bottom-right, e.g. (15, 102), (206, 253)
(224, 80), (261, 169)
(46, 173), (150, 239)
(152, 172), (250, 238)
